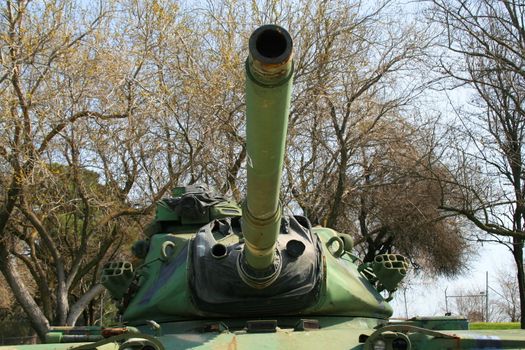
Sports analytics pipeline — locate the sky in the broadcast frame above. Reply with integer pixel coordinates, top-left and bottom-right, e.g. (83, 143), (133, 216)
(390, 242), (514, 319)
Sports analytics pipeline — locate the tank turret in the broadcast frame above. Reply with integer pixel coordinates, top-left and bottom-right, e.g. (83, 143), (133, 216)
(186, 26), (323, 313)
(98, 23), (401, 322)
(98, 24), (409, 325)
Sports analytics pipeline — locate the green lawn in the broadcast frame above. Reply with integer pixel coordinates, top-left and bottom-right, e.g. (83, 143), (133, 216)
(470, 322), (521, 330)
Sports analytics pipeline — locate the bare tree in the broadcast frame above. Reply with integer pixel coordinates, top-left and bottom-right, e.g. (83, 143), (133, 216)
(494, 266), (521, 322)
(273, 0), (469, 274)
(0, 0), (186, 339)
(429, 0), (525, 327)
(0, 0), (123, 338)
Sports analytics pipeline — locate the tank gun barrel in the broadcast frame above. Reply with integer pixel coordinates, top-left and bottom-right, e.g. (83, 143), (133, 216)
(240, 25), (293, 281)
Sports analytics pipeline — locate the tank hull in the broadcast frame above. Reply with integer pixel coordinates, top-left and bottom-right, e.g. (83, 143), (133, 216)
(5, 319), (525, 350)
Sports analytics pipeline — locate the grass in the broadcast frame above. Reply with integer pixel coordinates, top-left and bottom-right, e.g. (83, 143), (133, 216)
(470, 322), (521, 330)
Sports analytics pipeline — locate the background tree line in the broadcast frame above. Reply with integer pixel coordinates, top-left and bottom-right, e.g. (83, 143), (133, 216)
(0, 0), (523, 340)
(443, 267), (520, 323)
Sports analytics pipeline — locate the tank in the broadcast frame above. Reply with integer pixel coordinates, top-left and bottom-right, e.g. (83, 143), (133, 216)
(6, 24), (525, 350)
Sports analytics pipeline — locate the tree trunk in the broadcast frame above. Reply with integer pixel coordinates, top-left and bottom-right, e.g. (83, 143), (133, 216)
(0, 244), (50, 341)
(512, 238), (525, 328)
(66, 284), (105, 326)
(56, 277), (69, 325)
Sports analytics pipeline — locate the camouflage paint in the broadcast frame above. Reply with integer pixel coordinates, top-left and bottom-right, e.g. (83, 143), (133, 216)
(241, 25), (294, 270)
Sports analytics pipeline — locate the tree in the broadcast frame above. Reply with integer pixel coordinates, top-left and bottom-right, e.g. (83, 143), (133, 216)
(494, 266), (521, 322)
(0, 0), (181, 339)
(142, 0), (471, 276)
(130, 0), (470, 274)
(428, 0), (525, 327)
(0, 0), (120, 338)
(277, 0), (469, 274)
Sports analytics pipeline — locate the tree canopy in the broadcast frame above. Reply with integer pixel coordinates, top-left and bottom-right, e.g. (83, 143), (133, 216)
(428, 0), (525, 328)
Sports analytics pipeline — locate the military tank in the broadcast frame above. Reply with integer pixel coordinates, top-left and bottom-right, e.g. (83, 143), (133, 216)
(8, 24), (525, 350)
